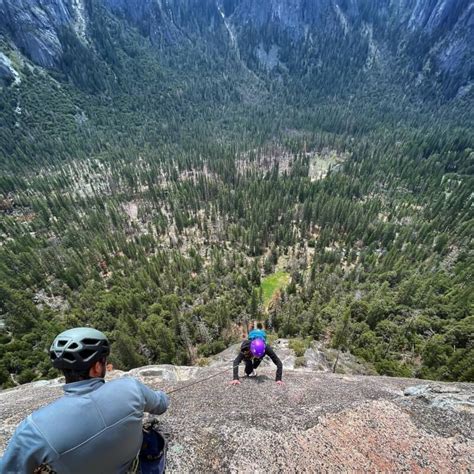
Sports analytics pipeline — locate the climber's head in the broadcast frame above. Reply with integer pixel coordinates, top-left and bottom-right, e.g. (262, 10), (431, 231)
(250, 338), (266, 358)
(50, 327), (110, 383)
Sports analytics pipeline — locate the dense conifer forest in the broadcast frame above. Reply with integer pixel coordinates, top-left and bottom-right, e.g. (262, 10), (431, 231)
(0, 0), (472, 387)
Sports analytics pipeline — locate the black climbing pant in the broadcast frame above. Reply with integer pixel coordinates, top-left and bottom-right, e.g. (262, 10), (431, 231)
(233, 345), (283, 381)
(244, 358), (259, 375)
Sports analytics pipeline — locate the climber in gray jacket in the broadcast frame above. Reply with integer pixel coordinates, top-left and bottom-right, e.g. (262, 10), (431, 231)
(0, 327), (169, 474)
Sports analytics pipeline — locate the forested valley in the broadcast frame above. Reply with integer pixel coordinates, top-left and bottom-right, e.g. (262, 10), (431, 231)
(0, 0), (472, 387)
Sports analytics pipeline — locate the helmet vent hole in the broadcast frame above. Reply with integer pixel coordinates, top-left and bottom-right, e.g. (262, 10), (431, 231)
(80, 349), (96, 361)
(57, 340), (67, 347)
(82, 339), (100, 346)
(69, 342), (79, 349)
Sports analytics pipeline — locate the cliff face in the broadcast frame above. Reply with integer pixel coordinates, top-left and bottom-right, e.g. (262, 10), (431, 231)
(1, 363), (472, 472)
(101, 0), (183, 45)
(225, 0), (472, 35)
(405, 0), (473, 85)
(0, 0), (73, 68)
(0, 0), (471, 96)
(226, 0), (473, 92)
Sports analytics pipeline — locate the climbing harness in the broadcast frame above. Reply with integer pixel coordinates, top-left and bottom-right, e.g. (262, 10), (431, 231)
(33, 464), (56, 474)
(127, 419), (167, 474)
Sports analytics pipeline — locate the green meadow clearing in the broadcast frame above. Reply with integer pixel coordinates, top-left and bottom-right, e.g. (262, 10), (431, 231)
(260, 271), (290, 308)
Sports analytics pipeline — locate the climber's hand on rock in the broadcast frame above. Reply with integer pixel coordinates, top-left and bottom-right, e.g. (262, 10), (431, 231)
(230, 380), (241, 386)
(276, 380), (284, 386)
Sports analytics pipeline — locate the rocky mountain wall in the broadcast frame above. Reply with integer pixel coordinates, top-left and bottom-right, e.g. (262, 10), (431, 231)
(0, 0), (73, 67)
(0, 0), (471, 96)
(228, 0), (473, 89)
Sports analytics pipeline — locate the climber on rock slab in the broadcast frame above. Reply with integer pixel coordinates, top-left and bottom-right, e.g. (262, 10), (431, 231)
(230, 338), (283, 385)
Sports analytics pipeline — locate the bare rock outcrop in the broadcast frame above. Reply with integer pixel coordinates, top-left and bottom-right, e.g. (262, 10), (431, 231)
(0, 0), (72, 68)
(1, 363), (472, 472)
(0, 52), (19, 85)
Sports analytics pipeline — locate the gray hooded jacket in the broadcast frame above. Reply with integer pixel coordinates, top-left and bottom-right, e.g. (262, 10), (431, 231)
(0, 377), (169, 474)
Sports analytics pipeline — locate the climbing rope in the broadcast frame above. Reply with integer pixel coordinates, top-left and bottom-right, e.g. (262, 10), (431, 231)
(166, 364), (241, 395)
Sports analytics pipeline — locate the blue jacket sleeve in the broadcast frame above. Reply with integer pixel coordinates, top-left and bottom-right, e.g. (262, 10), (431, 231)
(136, 380), (169, 415)
(0, 416), (51, 474)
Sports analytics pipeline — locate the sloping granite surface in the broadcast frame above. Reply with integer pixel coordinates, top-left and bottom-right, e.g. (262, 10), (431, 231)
(1, 360), (472, 472)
